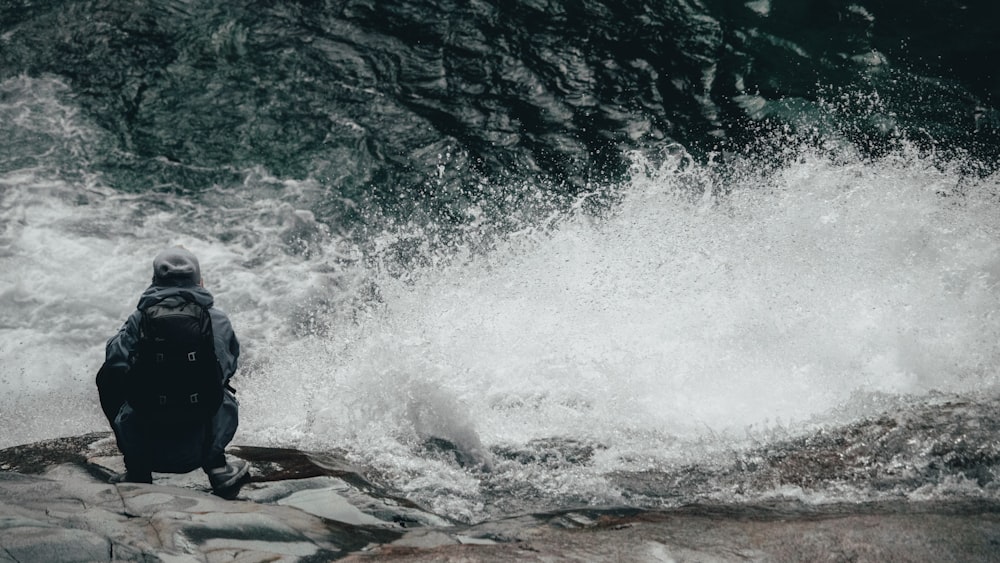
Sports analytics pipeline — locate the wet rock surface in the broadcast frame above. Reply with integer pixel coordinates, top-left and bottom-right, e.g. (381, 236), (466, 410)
(608, 394), (1000, 507)
(1, 428), (1000, 562)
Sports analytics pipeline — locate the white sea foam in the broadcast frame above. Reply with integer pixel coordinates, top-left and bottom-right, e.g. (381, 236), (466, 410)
(239, 143), (999, 518)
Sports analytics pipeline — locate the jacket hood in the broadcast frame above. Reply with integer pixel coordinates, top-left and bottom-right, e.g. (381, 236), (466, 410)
(152, 247), (202, 287)
(137, 284), (215, 310)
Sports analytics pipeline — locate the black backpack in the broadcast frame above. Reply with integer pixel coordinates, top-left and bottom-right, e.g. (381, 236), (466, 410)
(127, 292), (224, 426)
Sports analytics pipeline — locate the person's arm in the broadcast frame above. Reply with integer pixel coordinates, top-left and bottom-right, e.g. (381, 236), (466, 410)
(97, 310), (140, 425)
(105, 311), (141, 369)
(210, 309), (240, 385)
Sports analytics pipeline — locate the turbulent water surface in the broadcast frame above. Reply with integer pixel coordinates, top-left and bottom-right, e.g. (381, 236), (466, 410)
(1, 0), (998, 523)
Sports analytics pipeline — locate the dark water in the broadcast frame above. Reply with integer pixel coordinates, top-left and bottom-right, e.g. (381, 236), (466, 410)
(2, 0), (997, 229)
(2, 0), (999, 523)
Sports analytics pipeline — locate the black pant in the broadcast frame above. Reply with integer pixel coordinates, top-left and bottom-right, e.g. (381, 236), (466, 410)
(96, 361), (237, 474)
(96, 361), (127, 436)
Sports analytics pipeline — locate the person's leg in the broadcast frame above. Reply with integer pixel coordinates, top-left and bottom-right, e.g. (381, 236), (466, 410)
(112, 405), (153, 483)
(202, 390), (239, 469)
(202, 391), (248, 495)
(96, 362), (127, 431)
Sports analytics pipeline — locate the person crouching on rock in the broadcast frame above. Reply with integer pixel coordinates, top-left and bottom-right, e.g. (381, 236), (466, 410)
(96, 246), (249, 497)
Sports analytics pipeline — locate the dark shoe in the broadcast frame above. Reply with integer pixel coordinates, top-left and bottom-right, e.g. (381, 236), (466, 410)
(109, 471), (152, 484)
(206, 459), (249, 496)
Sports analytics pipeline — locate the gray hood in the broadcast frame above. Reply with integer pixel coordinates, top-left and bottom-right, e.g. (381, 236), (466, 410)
(152, 247), (202, 287)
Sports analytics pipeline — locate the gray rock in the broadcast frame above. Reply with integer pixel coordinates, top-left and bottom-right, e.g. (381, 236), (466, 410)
(3, 433), (1000, 562)
(0, 515), (111, 563)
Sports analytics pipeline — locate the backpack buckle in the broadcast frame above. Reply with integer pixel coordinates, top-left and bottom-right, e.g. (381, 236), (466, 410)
(189, 393), (199, 404)
(187, 351), (197, 362)
(158, 395), (168, 406)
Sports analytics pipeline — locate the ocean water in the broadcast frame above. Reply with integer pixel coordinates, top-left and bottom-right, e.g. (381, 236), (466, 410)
(1, 0), (998, 522)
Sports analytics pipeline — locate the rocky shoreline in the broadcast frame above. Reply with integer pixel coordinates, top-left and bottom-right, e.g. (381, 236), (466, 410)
(2, 432), (1000, 561)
